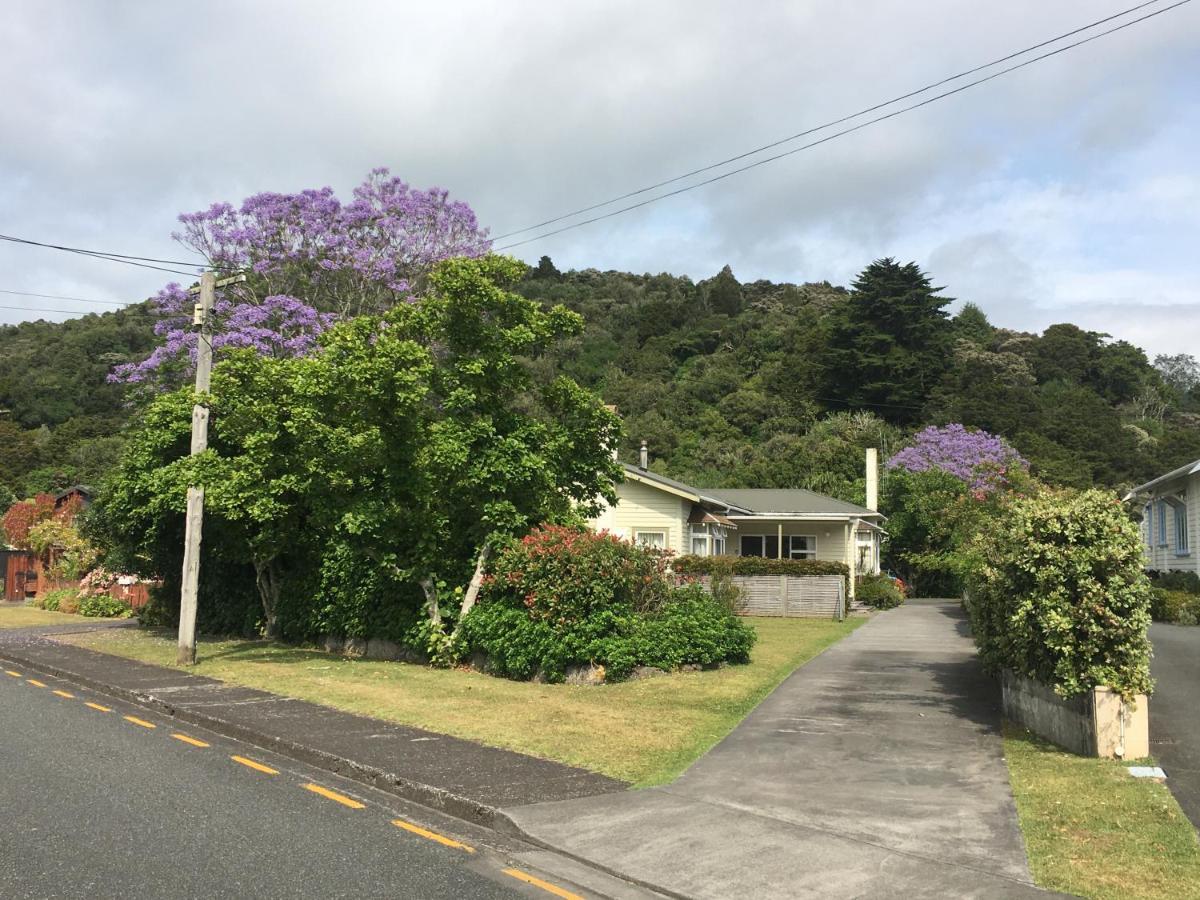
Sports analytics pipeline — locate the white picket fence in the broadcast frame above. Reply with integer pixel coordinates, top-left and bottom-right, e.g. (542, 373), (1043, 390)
(695, 574), (846, 619)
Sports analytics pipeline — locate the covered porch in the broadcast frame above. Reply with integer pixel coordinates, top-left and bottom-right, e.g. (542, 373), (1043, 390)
(689, 513), (882, 576)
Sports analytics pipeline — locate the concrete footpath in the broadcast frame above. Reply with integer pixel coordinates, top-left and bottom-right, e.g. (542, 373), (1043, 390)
(0, 623), (623, 828)
(501, 600), (1049, 899)
(1150, 622), (1200, 831)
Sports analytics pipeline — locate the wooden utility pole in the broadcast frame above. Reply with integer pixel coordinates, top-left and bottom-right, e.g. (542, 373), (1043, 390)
(177, 272), (216, 665)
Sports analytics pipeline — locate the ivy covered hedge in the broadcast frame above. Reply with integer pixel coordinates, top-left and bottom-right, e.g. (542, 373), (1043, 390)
(966, 489), (1153, 699)
(673, 555), (849, 578)
(460, 526), (756, 682)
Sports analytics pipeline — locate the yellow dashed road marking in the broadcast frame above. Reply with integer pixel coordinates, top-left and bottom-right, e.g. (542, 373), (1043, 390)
(85, 702), (112, 712)
(231, 755), (278, 775)
(303, 783), (365, 809)
(391, 819), (475, 853)
(501, 869), (584, 900)
(4, 670), (21, 677)
(52, 689), (75, 699)
(27, 679), (46, 688)
(124, 715), (156, 729)
(171, 733), (210, 748)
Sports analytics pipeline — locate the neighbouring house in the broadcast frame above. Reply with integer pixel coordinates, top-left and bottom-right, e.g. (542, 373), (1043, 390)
(1126, 459), (1199, 574)
(589, 445), (886, 576)
(53, 485), (94, 516)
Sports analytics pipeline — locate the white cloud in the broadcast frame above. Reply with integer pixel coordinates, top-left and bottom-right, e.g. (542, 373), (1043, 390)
(0, 0), (1196, 354)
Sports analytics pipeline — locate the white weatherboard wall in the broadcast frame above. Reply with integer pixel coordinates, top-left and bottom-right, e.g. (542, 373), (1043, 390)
(590, 478), (689, 555)
(1141, 471), (1200, 575)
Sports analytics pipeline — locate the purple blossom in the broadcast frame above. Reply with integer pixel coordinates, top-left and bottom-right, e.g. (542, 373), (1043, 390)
(887, 424), (1027, 491)
(111, 168), (490, 384)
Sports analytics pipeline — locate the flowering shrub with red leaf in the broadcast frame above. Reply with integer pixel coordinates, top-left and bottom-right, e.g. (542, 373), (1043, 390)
(2, 493), (56, 549)
(462, 525), (755, 682)
(485, 525), (672, 626)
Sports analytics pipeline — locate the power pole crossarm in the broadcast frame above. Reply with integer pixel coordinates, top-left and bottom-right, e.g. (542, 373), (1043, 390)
(177, 271), (216, 665)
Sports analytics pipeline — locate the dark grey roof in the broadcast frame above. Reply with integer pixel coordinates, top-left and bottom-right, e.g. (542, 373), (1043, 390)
(706, 488), (879, 517)
(622, 464), (880, 518)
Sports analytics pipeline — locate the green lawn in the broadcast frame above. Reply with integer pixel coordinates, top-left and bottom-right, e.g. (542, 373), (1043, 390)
(60, 616), (861, 785)
(0, 604), (88, 629)
(1004, 723), (1200, 899)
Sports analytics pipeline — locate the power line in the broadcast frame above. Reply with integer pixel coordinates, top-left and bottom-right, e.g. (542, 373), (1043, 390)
(0, 233), (216, 277)
(0, 303), (158, 318)
(0, 288), (141, 307)
(495, 0), (1192, 251)
(494, 0), (1168, 241)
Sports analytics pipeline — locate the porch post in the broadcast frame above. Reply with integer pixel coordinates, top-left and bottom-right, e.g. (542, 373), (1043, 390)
(777, 522), (783, 559)
(845, 520), (856, 605)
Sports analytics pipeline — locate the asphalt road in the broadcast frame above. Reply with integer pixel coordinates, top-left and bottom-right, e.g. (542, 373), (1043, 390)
(1149, 623), (1200, 831)
(0, 666), (570, 900)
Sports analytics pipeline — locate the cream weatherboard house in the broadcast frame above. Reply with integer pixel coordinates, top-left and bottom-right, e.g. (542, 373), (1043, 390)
(589, 445), (886, 576)
(1127, 458), (1200, 574)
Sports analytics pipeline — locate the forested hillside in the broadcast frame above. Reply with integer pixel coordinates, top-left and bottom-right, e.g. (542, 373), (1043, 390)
(2, 256), (1198, 506)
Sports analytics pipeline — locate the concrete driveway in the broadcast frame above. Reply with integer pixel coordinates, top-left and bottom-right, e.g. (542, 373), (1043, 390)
(503, 600), (1047, 898)
(1150, 622), (1200, 830)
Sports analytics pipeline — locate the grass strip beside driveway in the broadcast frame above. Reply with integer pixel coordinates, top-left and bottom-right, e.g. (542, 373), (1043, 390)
(59, 616), (862, 785)
(1004, 723), (1200, 900)
(0, 605), (90, 629)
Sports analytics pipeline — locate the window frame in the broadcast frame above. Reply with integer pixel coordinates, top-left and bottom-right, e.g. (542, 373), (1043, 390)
(1158, 502), (1169, 547)
(785, 534), (817, 560)
(633, 529), (667, 550)
(1175, 503), (1190, 556)
(739, 534), (779, 558)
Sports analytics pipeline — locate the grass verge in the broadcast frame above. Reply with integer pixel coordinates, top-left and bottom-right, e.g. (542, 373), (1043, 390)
(60, 616), (862, 785)
(1004, 723), (1200, 900)
(0, 604), (88, 629)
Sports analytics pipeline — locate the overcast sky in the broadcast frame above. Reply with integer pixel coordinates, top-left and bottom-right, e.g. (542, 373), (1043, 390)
(3, 0), (1198, 356)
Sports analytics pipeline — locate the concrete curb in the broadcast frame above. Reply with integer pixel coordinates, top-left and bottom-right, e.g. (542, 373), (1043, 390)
(492, 809), (692, 900)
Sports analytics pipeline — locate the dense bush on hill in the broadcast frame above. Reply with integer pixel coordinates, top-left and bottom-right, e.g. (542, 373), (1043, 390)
(5, 256), (1200, 515)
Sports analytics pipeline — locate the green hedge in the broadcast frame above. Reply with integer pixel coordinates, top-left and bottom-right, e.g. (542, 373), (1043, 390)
(1147, 569), (1200, 596)
(673, 555), (849, 578)
(966, 489), (1153, 699)
(1150, 588), (1200, 626)
(855, 574), (904, 610)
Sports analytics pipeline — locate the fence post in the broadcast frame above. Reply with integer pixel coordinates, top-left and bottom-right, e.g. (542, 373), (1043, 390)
(837, 578), (846, 621)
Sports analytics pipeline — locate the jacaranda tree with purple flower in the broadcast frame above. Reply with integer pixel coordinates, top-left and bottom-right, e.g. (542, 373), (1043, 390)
(111, 168), (490, 384)
(883, 424), (1033, 596)
(887, 423), (1027, 492)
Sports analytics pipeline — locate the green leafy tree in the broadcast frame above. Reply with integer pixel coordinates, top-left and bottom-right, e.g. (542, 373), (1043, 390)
(704, 265), (744, 316)
(96, 255), (621, 652)
(951, 302), (994, 345)
(818, 258), (953, 422)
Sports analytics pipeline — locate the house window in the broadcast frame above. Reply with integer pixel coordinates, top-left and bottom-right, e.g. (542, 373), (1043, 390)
(1159, 502), (1168, 547)
(785, 535), (816, 560)
(713, 536), (727, 556)
(635, 530), (666, 549)
(740, 535), (779, 558)
(691, 536), (709, 556)
(1145, 503), (1153, 547)
(1175, 504), (1189, 555)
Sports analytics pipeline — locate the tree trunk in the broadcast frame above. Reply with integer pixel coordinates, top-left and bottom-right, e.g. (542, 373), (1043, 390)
(449, 544), (491, 643)
(420, 576), (441, 628)
(253, 559), (282, 639)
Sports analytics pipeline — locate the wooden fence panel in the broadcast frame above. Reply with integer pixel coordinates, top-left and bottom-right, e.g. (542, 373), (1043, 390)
(693, 574), (845, 619)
